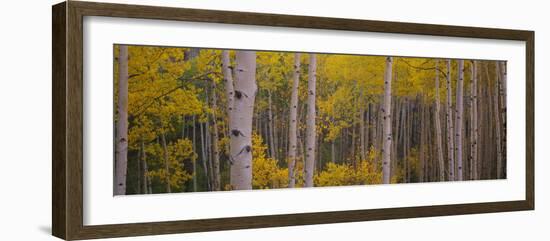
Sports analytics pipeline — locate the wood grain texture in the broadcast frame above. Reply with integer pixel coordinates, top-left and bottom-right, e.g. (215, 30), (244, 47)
(51, 1), (535, 240)
(52, 2), (67, 240)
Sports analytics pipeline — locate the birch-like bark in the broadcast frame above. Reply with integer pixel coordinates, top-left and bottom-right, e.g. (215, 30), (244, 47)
(288, 53), (300, 187)
(200, 120), (211, 190)
(210, 78), (221, 191)
(222, 50), (234, 136)
(205, 87), (214, 189)
(434, 60), (445, 181)
(470, 61), (479, 179)
(115, 45), (128, 195)
(229, 51), (257, 190)
(419, 101), (426, 182)
(267, 90), (276, 159)
(304, 54), (317, 187)
(382, 57), (393, 184)
(455, 60), (464, 181)
(445, 59), (455, 181)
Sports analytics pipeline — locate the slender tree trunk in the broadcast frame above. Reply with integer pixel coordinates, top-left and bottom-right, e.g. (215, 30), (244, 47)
(331, 139), (336, 163)
(369, 103), (378, 155)
(204, 87), (214, 189)
(273, 105), (280, 160)
(351, 118), (356, 163)
(192, 115), (197, 192)
(142, 140), (152, 194)
(477, 67), (484, 179)
(455, 60), (464, 181)
(434, 60), (445, 181)
(403, 99), (408, 182)
(382, 57), (393, 184)
(375, 101), (383, 153)
(365, 104), (370, 153)
(446, 59), (455, 181)
(304, 54), (317, 187)
(222, 50), (234, 139)
(267, 89), (277, 159)
(360, 106), (366, 160)
(161, 131), (171, 193)
(137, 140), (142, 194)
(229, 51), (257, 190)
(391, 98), (400, 178)
(483, 63), (492, 179)
(210, 78), (221, 191)
(419, 100), (425, 182)
(115, 45), (128, 195)
(470, 61), (479, 180)
(140, 141), (148, 194)
(200, 121), (211, 190)
(402, 99), (407, 165)
(288, 53), (300, 187)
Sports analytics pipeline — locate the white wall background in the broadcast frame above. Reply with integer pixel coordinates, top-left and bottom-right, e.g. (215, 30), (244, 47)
(0, 0), (547, 240)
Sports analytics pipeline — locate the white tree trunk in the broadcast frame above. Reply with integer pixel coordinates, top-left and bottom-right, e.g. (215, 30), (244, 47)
(455, 60), (464, 181)
(470, 61), (479, 179)
(229, 51), (257, 190)
(288, 53), (300, 187)
(304, 54), (317, 187)
(446, 59), (455, 181)
(434, 60), (445, 181)
(222, 50), (234, 133)
(115, 45), (128, 195)
(382, 57), (393, 184)
(210, 78), (221, 191)
(268, 89), (276, 159)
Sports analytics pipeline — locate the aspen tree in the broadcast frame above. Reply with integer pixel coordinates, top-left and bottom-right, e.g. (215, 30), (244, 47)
(229, 51), (257, 190)
(470, 61), (479, 179)
(446, 59), (455, 181)
(455, 60), (464, 181)
(304, 54), (317, 187)
(434, 60), (445, 181)
(288, 53), (301, 187)
(115, 45), (128, 195)
(382, 57), (393, 184)
(210, 78), (221, 191)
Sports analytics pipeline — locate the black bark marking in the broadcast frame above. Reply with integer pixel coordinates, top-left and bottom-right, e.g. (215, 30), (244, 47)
(235, 91), (242, 99)
(231, 129), (246, 137)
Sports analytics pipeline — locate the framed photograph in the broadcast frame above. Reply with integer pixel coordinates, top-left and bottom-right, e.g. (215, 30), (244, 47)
(52, 1), (534, 240)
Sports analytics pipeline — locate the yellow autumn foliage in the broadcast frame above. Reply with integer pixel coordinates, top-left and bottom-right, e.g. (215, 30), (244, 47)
(147, 138), (194, 191)
(252, 133), (289, 189)
(315, 147), (382, 186)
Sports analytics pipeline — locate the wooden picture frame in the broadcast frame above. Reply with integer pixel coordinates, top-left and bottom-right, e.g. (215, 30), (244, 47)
(52, 1), (534, 240)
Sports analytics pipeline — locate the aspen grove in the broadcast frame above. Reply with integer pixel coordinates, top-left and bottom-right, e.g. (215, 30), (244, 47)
(113, 45), (507, 195)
